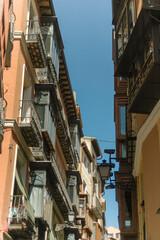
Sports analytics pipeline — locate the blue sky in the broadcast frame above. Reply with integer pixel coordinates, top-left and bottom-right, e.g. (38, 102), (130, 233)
(54, 0), (119, 229)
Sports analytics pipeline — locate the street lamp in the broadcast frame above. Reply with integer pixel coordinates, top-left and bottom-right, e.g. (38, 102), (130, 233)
(55, 211), (81, 240)
(98, 160), (115, 181)
(68, 211), (75, 223)
(104, 149), (136, 191)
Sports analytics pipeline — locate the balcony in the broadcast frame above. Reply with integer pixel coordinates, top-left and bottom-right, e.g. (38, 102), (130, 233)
(84, 214), (93, 233)
(0, 98), (7, 144)
(67, 170), (82, 214)
(32, 146), (49, 160)
(128, 50), (160, 113)
(5, 3), (16, 67)
(127, 130), (136, 168)
(36, 58), (57, 84)
(35, 86), (56, 152)
(26, 20), (46, 68)
(91, 196), (102, 219)
(30, 154), (72, 221)
(8, 195), (35, 239)
(18, 100), (42, 147)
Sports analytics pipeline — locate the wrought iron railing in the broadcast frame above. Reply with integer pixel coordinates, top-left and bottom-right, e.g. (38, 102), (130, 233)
(9, 2), (16, 43)
(128, 52), (153, 107)
(50, 153), (72, 210)
(8, 195), (35, 225)
(26, 19), (46, 66)
(18, 100), (42, 135)
(26, 20), (43, 43)
(0, 98), (7, 142)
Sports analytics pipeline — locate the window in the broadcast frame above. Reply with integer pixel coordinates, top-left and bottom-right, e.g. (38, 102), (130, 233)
(125, 220), (131, 227)
(129, 0), (135, 34)
(109, 233), (113, 237)
(82, 153), (85, 163)
(122, 10), (128, 50)
(119, 77), (124, 81)
(117, 27), (122, 59)
(116, 233), (120, 238)
(122, 144), (127, 158)
(29, 171), (45, 217)
(120, 106), (126, 135)
(41, 22), (60, 78)
(83, 180), (87, 193)
(125, 191), (132, 228)
(79, 199), (85, 216)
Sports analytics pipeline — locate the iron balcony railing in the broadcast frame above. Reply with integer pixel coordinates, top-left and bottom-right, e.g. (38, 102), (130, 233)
(128, 52), (153, 109)
(0, 98), (7, 143)
(50, 153), (72, 211)
(9, 2), (16, 44)
(8, 195), (35, 225)
(18, 100), (42, 146)
(26, 20), (46, 68)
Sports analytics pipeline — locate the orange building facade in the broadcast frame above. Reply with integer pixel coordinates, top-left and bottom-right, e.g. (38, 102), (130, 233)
(0, 1), (107, 240)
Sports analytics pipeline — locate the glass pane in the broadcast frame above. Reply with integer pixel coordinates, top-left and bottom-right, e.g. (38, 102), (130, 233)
(79, 199), (85, 216)
(30, 172), (45, 185)
(117, 27), (122, 59)
(29, 185), (43, 217)
(68, 186), (74, 202)
(35, 105), (45, 128)
(122, 10), (128, 50)
(120, 106), (126, 135)
(125, 220), (131, 227)
(129, 1), (135, 35)
(122, 144), (127, 158)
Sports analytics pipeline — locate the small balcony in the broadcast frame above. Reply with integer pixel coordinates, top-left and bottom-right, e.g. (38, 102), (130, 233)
(8, 195), (35, 239)
(0, 98), (7, 144)
(18, 100), (42, 147)
(32, 146), (49, 160)
(85, 214), (93, 233)
(5, 3), (16, 67)
(36, 59), (57, 84)
(26, 20), (46, 68)
(30, 154), (72, 221)
(128, 50), (160, 113)
(35, 86), (56, 152)
(91, 196), (102, 219)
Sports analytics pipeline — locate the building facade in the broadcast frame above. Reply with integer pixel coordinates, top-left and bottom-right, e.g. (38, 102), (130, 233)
(0, 1), (107, 240)
(79, 137), (106, 240)
(112, 1), (160, 240)
(106, 226), (120, 240)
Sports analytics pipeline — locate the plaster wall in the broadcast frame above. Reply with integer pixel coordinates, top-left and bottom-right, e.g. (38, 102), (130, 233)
(141, 122), (160, 240)
(0, 0), (10, 70)
(0, 0), (35, 235)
